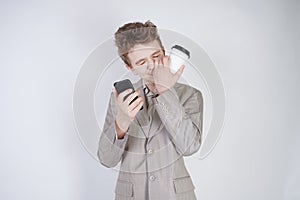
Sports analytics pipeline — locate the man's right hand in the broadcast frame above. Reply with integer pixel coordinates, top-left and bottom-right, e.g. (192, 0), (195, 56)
(112, 88), (144, 138)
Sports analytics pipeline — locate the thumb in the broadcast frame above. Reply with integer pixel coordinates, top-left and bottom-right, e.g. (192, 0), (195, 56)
(112, 88), (118, 99)
(175, 65), (185, 77)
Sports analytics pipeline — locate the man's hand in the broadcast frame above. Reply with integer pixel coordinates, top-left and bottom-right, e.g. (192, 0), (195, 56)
(112, 88), (144, 138)
(153, 56), (185, 94)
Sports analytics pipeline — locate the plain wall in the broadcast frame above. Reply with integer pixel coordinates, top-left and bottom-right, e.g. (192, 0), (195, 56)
(0, 0), (299, 199)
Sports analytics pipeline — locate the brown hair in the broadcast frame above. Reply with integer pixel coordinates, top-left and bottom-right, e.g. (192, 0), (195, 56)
(114, 20), (165, 66)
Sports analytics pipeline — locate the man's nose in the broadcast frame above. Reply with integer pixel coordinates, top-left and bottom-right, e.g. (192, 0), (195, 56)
(147, 59), (155, 70)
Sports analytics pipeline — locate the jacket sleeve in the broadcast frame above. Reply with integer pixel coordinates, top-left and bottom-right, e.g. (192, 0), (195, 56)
(97, 93), (129, 168)
(154, 86), (203, 156)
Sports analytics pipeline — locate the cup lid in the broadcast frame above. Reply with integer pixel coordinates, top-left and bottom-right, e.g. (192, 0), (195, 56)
(171, 45), (190, 58)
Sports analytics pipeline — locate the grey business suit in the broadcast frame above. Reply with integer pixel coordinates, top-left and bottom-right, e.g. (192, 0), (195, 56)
(98, 79), (203, 200)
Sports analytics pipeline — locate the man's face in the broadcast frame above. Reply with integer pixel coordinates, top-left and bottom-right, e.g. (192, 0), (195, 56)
(126, 40), (164, 84)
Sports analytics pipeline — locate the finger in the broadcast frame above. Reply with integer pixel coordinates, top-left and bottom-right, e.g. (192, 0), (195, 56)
(158, 58), (164, 69)
(153, 59), (158, 71)
(153, 64), (158, 76)
(154, 58), (160, 70)
(131, 98), (144, 116)
(163, 56), (170, 68)
(124, 90), (140, 105)
(156, 59), (160, 70)
(118, 88), (134, 102)
(175, 65), (185, 78)
(129, 96), (143, 111)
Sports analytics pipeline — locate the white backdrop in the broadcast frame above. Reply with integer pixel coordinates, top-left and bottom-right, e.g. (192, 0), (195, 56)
(0, 0), (299, 199)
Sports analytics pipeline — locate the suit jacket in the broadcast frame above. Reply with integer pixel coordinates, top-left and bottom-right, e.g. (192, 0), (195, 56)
(98, 79), (203, 200)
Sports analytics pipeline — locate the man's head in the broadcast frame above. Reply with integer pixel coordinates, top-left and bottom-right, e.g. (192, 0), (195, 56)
(114, 21), (165, 83)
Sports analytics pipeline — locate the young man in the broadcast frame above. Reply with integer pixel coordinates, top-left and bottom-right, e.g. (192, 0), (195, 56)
(98, 21), (203, 200)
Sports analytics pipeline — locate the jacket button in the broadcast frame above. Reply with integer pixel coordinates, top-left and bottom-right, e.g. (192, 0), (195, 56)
(149, 175), (156, 181)
(148, 149), (153, 154)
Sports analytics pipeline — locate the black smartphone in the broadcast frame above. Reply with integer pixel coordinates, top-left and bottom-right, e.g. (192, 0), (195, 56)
(113, 79), (143, 110)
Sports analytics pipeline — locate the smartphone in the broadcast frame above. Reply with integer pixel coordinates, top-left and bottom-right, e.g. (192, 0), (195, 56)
(113, 79), (143, 110)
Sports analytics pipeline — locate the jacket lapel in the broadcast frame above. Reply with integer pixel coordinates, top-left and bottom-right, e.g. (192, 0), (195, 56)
(132, 79), (165, 138)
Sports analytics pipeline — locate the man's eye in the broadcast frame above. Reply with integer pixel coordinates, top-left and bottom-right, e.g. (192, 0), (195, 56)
(152, 55), (159, 58)
(138, 61), (145, 66)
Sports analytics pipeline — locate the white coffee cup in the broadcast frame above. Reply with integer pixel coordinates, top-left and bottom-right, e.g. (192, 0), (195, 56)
(168, 45), (190, 74)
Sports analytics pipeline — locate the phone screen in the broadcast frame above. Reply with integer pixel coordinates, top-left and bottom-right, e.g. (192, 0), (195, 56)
(113, 79), (142, 110)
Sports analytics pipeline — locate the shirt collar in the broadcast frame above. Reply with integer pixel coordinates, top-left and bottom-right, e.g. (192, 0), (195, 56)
(142, 80), (159, 98)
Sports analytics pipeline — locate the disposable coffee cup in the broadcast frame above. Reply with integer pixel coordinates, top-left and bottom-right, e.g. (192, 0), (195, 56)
(169, 45), (190, 74)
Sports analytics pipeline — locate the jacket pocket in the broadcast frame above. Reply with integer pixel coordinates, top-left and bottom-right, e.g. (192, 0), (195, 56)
(115, 180), (134, 197)
(173, 176), (195, 193)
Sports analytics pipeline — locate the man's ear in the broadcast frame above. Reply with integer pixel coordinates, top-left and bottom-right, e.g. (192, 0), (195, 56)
(125, 64), (132, 70)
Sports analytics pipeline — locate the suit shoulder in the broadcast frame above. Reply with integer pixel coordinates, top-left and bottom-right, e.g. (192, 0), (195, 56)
(174, 83), (202, 97)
